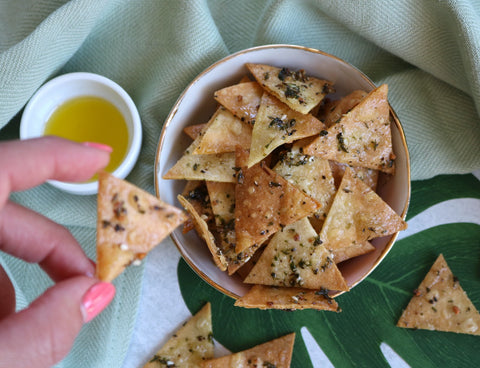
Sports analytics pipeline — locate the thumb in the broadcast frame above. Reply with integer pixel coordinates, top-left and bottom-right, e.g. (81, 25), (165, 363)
(0, 276), (115, 368)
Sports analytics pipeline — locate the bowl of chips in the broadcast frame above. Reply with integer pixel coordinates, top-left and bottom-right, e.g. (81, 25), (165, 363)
(155, 44), (410, 309)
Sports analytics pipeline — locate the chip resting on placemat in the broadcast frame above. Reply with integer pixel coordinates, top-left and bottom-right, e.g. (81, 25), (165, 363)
(95, 172), (187, 282)
(397, 254), (480, 335)
(144, 303), (214, 367)
(200, 333), (295, 368)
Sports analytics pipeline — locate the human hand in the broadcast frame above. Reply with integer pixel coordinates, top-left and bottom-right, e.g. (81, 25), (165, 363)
(0, 137), (116, 368)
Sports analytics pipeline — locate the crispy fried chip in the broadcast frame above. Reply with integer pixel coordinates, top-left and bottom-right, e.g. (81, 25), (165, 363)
(397, 254), (480, 335)
(205, 181), (263, 275)
(183, 123), (207, 140)
(193, 107), (252, 154)
(178, 194), (227, 271)
(163, 134), (236, 182)
(320, 89), (368, 127)
(200, 333), (295, 368)
(235, 284), (340, 311)
(319, 166), (406, 263)
(180, 180), (214, 233)
(234, 148), (321, 254)
(244, 217), (348, 291)
(246, 63), (333, 114)
(329, 161), (379, 191)
(274, 145), (336, 221)
(248, 92), (325, 167)
(96, 172), (187, 282)
(332, 241), (375, 265)
(303, 84), (395, 173)
(144, 303), (214, 368)
(214, 81), (263, 124)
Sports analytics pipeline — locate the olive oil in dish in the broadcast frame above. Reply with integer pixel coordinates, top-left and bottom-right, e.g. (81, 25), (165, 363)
(44, 96), (129, 176)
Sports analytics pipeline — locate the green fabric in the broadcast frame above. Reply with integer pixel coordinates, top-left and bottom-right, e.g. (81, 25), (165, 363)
(0, 0), (479, 367)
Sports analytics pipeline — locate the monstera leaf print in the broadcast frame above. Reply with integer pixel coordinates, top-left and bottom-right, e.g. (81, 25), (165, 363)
(177, 173), (480, 368)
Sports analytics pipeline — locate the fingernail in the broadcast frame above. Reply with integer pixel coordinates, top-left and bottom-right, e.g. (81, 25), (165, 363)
(81, 282), (115, 323)
(84, 259), (96, 278)
(82, 142), (113, 153)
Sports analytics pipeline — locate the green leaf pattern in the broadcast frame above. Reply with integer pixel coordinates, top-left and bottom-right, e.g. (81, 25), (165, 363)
(174, 173), (480, 368)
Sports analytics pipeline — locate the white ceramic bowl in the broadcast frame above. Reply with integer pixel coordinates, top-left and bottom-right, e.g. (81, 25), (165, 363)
(20, 72), (142, 195)
(155, 44), (410, 299)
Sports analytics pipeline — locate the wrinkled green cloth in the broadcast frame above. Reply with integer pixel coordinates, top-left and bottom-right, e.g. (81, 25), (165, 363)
(0, 0), (479, 367)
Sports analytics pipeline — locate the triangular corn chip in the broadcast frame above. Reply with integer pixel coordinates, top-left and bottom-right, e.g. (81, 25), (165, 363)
(319, 89), (368, 127)
(183, 123), (207, 140)
(397, 254), (480, 335)
(274, 145), (336, 221)
(178, 194), (227, 271)
(246, 63), (333, 114)
(214, 81), (263, 124)
(234, 148), (321, 254)
(204, 181), (264, 275)
(200, 333), (295, 368)
(248, 92), (325, 167)
(180, 180), (214, 233)
(96, 172), (187, 282)
(193, 107), (252, 154)
(163, 133), (236, 182)
(144, 303), (214, 367)
(235, 285), (340, 312)
(319, 167), (406, 263)
(244, 217), (348, 291)
(303, 84), (396, 173)
(333, 241), (375, 264)
(329, 161), (379, 191)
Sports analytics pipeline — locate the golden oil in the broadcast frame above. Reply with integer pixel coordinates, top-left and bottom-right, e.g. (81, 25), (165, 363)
(44, 96), (129, 177)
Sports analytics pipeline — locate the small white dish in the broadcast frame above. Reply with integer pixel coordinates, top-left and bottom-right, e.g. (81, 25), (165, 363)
(155, 44), (411, 299)
(20, 72), (142, 195)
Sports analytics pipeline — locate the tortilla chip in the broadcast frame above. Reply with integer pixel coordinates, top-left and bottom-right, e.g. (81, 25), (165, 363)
(303, 84), (396, 174)
(244, 217), (348, 291)
(248, 92), (325, 167)
(163, 134), (236, 182)
(246, 63), (334, 114)
(235, 284), (340, 311)
(319, 166), (407, 263)
(144, 303), (214, 367)
(333, 241), (375, 265)
(329, 161), (379, 191)
(95, 172), (187, 282)
(193, 107), (252, 154)
(178, 194), (228, 271)
(397, 254), (480, 335)
(320, 89), (368, 127)
(180, 180), (214, 233)
(183, 123), (207, 140)
(214, 81), (263, 124)
(200, 333), (295, 368)
(234, 148), (321, 254)
(203, 181), (262, 274)
(274, 145), (336, 221)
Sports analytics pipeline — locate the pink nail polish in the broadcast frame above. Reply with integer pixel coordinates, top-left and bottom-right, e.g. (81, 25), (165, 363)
(82, 141), (113, 153)
(81, 282), (115, 323)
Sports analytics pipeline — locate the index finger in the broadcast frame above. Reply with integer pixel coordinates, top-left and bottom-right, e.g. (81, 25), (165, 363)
(0, 137), (111, 205)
